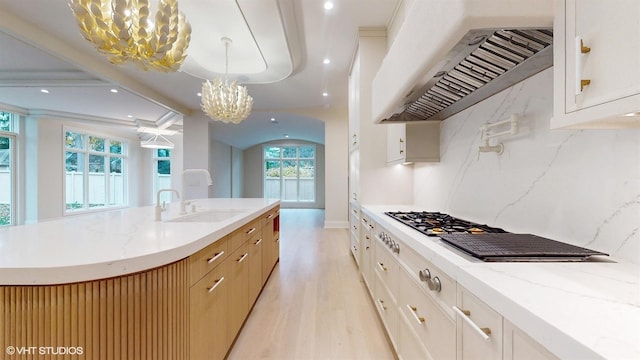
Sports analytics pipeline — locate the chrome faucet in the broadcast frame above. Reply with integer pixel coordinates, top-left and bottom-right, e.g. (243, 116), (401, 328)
(155, 189), (180, 221)
(181, 169), (213, 214)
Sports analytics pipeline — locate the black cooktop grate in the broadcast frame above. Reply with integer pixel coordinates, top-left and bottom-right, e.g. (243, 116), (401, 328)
(385, 211), (506, 236)
(438, 233), (608, 262)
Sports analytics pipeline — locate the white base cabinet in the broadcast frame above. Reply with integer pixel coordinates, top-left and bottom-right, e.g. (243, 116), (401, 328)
(363, 215), (559, 360)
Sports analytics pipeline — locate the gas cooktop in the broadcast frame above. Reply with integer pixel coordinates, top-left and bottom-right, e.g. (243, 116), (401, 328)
(385, 211), (507, 236)
(385, 211), (608, 262)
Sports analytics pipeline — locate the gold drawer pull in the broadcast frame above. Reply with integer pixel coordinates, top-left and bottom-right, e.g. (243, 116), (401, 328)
(207, 251), (225, 264)
(453, 306), (492, 341)
(246, 227), (256, 235)
(207, 277), (225, 293)
(237, 253), (249, 263)
(407, 304), (426, 325)
(377, 262), (387, 272)
(377, 299), (387, 311)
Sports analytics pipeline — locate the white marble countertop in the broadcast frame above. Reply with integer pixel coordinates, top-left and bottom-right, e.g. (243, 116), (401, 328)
(363, 205), (640, 360)
(0, 198), (279, 285)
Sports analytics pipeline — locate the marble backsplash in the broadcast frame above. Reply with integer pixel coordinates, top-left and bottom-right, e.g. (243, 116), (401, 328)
(413, 68), (640, 264)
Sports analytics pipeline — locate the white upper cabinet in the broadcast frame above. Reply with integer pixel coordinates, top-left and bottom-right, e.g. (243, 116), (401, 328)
(387, 122), (441, 165)
(552, 0), (640, 128)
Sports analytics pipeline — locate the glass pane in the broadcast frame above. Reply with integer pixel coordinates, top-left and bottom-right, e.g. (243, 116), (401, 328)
(157, 160), (171, 175)
(282, 146), (297, 158)
(282, 160), (298, 201)
(0, 136), (12, 226)
(157, 149), (171, 158)
(65, 131), (84, 149)
(299, 160), (314, 178)
(264, 160), (281, 199)
(264, 146), (280, 159)
(299, 160), (315, 202)
(109, 158), (124, 206)
(299, 146), (315, 158)
(110, 157), (122, 174)
(89, 155), (105, 208)
(110, 140), (122, 154)
(89, 136), (105, 152)
(0, 112), (11, 132)
(65, 151), (85, 210)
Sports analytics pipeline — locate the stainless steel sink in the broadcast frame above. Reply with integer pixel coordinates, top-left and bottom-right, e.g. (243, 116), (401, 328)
(167, 209), (248, 223)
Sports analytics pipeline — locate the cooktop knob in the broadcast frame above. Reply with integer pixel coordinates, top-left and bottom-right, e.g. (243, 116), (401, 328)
(428, 276), (442, 292)
(418, 269), (431, 282)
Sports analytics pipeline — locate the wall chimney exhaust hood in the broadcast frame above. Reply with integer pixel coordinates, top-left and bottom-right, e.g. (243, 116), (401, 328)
(372, 1), (554, 123)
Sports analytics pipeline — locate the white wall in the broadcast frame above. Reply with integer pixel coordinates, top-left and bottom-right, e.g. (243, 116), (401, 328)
(413, 68), (640, 264)
(210, 139), (231, 198)
(182, 114), (211, 196)
(231, 147), (243, 197)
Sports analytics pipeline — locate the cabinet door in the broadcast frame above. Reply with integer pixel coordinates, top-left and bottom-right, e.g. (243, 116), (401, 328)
(386, 123), (405, 164)
(248, 235), (263, 306)
(399, 267), (455, 360)
(455, 287), (503, 360)
(504, 321), (558, 360)
(228, 242), (250, 340)
(566, 0), (640, 112)
(190, 261), (229, 360)
(261, 218), (274, 284)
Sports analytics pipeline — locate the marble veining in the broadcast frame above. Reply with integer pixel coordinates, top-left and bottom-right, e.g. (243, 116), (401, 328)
(493, 131), (580, 223)
(414, 68), (640, 264)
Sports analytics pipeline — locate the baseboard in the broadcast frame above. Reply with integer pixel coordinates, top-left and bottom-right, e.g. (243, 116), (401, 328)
(324, 220), (349, 229)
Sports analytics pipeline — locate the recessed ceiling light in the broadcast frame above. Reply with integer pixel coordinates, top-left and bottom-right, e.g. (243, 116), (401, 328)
(127, 115), (133, 118)
(322, 92), (329, 97)
(270, 117), (277, 122)
(197, 92), (202, 97)
(624, 111), (640, 117)
(284, 134), (289, 138)
(324, 1), (334, 10)
(323, 58), (331, 65)
(110, 88), (119, 93)
(40, 89), (49, 94)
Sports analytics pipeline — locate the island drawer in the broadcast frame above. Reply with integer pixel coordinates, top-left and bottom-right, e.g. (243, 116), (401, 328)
(189, 235), (229, 286)
(229, 217), (263, 252)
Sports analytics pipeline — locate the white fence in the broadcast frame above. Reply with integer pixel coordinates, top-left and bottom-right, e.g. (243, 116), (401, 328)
(65, 171), (124, 206)
(0, 171), (172, 206)
(265, 177), (314, 202)
(0, 169), (9, 203)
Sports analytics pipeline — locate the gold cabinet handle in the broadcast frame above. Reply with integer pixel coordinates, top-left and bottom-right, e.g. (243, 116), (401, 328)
(254, 238), (262, 246)
(377, 262), (387, 272)
(237, 253), (249, 263)
(377, 299), (387, 311)
(207, 277), (225, 293)
(406, 304), (426, 325)
(246, 227), (256, 235)
(575, 36), (591, 95)
(399, 137), (405, 154)
(453, 306), (492, 341)
(207, 251), (225, 264)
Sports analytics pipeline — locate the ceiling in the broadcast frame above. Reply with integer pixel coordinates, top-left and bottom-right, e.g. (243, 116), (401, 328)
(0, 0), (398, 149)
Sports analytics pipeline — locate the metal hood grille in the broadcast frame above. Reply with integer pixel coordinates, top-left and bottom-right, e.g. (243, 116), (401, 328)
(382, 28), (553, 123)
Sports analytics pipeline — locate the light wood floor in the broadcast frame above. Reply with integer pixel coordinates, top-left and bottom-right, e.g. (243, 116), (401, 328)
(227, 209), (396, 360)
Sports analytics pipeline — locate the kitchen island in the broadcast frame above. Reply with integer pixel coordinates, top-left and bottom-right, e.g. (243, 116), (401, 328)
(362, 205), (640, 360)
(0, 198), (280, 359)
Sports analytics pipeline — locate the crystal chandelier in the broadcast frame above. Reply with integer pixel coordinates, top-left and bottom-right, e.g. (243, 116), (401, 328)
(69, 0), (192, 72)
(201, 37), (253, 124)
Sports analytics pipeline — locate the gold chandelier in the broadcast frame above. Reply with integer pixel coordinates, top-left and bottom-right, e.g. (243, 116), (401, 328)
(201, 37), (253, 124)
(69, 0), (191, 72)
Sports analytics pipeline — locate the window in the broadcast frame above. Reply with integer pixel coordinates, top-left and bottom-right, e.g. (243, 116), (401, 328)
(0, 111), (16, 226)
(264, 145), (315, 203)
(153, 149), (172, 203)
(64, 130), (127, 212)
